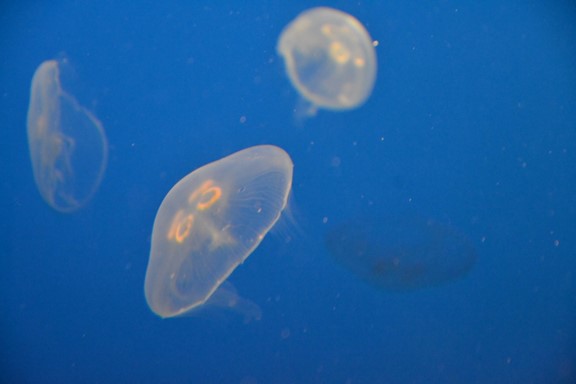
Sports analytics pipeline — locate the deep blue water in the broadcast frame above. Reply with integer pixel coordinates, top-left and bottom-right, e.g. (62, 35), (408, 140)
(1, 1), (575, 383)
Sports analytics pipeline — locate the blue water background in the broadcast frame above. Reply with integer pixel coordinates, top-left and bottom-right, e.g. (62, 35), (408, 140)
(1, 1), (575, 383)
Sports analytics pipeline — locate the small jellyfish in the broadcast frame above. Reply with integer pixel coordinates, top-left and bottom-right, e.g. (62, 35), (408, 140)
(144, 145), (294, 319)
(26, 59), (108, 212)
(277, 7), (377, 117)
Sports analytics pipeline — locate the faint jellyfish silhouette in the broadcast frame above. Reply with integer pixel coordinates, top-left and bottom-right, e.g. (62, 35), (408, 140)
(26, 59), (108, 213)
(325, 215), (477, 290)
(277, 7), (377, 118)
(145, 145), (294, 319)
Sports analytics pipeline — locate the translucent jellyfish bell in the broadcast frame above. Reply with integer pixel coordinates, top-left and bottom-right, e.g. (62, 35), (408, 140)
(27, 59), (108, 212)
(277, 7), (377, 116)
(144, 145), (294, 319)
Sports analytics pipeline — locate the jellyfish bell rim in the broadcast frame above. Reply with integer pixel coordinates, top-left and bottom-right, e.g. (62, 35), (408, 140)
(264, 190), (303, 246)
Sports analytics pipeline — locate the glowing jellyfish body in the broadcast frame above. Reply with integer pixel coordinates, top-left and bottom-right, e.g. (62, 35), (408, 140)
(26, 60), (108, 212)
(144, 145), (293, 318)
(277, 7), (377, 115)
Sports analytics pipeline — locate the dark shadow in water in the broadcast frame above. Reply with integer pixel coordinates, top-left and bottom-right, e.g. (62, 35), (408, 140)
(325, 215), (477, 290)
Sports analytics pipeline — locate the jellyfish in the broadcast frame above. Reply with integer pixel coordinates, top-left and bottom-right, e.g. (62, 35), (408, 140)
(325, 215), (477, 290)
(144, 145), (294, 319)
(26, 59), (108, 212)
(277, 7), (377, 117)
